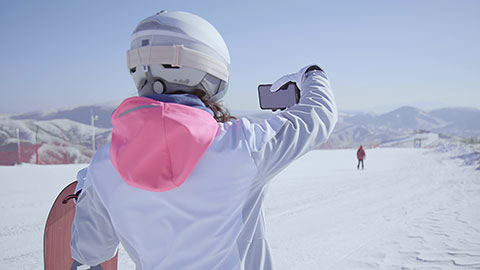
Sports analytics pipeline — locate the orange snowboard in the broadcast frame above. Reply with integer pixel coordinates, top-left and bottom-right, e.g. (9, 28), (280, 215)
(44, 181), (118, 269)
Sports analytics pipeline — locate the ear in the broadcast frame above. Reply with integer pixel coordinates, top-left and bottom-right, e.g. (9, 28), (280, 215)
(153, 80), (165, 94)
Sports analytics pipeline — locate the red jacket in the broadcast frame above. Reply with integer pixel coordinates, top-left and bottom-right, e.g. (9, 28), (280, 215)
(357, 146), (366, 160)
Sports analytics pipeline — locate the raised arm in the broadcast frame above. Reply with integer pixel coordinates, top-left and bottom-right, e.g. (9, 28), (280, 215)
(241, 65), (338, 184)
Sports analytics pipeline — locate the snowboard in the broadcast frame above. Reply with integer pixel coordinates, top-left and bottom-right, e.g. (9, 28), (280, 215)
(44, 181), (118, 269)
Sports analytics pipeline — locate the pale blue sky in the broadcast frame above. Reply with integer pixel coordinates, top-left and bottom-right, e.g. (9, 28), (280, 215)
(1, 0), (479, 113)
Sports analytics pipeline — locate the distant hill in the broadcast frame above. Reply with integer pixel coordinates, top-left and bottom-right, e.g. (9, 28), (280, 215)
(10, 102), (120, 129)
(1, 103), (479, 164)
(429, 107), (480, 137)
(323, 106), (480, 148)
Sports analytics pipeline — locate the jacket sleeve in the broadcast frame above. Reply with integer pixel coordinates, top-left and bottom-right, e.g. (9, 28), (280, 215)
(241, 68), (337, 185)
(70, 168), (119, 266)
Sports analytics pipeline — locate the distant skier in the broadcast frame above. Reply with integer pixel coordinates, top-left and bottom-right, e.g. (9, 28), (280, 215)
(69, 11), (337, 269)
(357, 145), (366, 170)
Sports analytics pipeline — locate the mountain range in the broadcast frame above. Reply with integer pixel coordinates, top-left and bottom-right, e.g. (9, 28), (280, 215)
(324, 106), (480, 148)
(1, 103), (479, 164)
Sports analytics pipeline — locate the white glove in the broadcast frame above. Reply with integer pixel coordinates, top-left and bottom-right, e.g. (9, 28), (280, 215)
(270, 64), (322, 92)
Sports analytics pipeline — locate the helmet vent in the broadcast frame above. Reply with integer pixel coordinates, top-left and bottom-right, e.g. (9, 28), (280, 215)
(134, 21), (186, 35)
(162, 64), (180, 69)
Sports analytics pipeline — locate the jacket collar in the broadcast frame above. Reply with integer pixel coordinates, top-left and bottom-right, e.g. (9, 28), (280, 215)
(143, 93), (214, 116)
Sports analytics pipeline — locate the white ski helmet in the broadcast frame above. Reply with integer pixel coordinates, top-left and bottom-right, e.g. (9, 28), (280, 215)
(127, 11), (230, 101)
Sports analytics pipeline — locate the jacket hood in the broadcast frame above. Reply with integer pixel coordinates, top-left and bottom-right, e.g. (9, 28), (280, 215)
(110, 96), (219, 192)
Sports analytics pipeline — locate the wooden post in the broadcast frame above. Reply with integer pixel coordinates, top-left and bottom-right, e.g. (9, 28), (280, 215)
(16, 128), (21, 164)
(35, 126), (39, 164)
(90, 109), (98, 151)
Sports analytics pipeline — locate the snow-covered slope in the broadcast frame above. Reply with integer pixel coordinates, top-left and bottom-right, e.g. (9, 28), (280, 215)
(267, 146), (480, 269)
(379, 132), (441, 148)
(1, 145), (479, 269)
(0, 117), (111, 164)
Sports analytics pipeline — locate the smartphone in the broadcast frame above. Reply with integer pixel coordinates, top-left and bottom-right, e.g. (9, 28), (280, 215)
(258, 82), (300, 111)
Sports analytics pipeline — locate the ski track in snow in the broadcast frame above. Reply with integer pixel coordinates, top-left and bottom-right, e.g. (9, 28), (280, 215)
(0, 148), (479, 269)
(266, 148), (480, 270)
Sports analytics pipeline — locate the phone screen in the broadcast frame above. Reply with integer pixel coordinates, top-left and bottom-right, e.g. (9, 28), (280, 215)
(258, 82), (300, 111)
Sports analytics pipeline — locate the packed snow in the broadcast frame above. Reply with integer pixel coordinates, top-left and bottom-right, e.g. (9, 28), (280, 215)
(0, 146), (479, 269)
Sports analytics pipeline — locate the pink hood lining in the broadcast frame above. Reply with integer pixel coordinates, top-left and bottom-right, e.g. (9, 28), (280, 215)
(110, 97), (219, 192)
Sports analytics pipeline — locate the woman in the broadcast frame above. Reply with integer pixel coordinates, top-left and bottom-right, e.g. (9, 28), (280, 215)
(71, 11), (337, 269)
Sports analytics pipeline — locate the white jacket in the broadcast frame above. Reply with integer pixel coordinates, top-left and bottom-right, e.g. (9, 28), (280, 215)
(71, 68), (337, 269)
